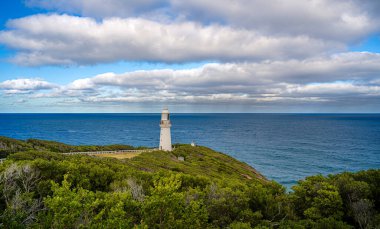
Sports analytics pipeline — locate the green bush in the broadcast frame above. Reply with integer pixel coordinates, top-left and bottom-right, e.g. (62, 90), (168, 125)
(0, 137), (378, 228)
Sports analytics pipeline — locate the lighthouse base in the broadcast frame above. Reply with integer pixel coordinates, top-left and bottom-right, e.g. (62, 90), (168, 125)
(159, 127), (172, 151)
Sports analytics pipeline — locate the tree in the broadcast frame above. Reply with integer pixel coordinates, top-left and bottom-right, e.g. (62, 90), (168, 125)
(143, 173), (208, 228)
(0, 163), (43, 227)
(43, 174), (140, 228)
(43, 174), (98, 227)
(351, 199), (374, 229)
(292, 175), (344, 220)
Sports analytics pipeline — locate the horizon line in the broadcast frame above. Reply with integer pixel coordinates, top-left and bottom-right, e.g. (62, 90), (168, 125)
(1, 112), (380, 114)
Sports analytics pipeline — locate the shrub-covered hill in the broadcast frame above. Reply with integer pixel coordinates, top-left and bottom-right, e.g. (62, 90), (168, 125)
(131, 144), (266, 181)
(0, 136), (143, 158)
(0, 137), (379, 228)
(0, 136), (265, 181)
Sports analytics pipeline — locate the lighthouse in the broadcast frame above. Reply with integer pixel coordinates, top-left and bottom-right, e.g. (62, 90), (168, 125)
(159, 108), (172, 151)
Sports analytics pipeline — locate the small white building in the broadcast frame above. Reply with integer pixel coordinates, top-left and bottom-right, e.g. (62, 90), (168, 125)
(159, 108), (172, 151)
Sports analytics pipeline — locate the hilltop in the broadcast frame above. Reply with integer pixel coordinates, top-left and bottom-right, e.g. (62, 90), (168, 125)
(0, 136), (379, 228)
(0, 136), (265, 182)
(0, 136), (143, 157)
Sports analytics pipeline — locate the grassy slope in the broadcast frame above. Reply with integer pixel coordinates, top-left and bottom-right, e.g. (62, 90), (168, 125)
(129, 145), (266, 181)
(1, 136), (267, 183)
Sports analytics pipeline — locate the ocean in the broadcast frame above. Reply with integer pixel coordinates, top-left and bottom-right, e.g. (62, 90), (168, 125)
(1, 113), (379, 188)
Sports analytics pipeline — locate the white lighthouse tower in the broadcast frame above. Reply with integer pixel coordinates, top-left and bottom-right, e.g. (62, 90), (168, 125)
(159, 108), (172, 151)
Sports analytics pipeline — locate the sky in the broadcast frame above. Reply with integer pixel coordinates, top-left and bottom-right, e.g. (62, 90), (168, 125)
(0, 0), (380, 113)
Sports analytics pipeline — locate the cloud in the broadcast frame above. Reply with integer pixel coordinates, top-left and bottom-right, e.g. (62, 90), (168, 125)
(85, 52), (380, 98)
(0, 78), (57, 94)
(0, 14), (344, 66)
(3, 0), (380, 66)
(285, 82), (380, 96)
(0, 0), (377, 112)
(171, 0), (380, 42)
(5, 52), (378, 109)
(26, 0), (380, 42)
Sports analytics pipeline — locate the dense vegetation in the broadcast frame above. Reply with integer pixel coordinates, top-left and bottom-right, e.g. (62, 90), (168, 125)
(0, 137), (379, 228)
(0, 136), (144, 158)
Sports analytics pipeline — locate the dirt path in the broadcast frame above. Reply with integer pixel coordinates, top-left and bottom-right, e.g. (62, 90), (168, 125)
(93, 152), (142, 159)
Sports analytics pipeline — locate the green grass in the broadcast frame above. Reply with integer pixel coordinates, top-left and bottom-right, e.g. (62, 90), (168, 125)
(129, 145), (266, 181)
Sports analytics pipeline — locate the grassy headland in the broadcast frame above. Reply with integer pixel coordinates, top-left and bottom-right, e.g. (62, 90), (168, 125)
(0, 136), (379, 228)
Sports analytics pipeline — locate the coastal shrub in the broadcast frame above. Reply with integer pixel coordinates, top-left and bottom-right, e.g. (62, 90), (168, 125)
(0, 136), (33, 157)
(291, 175), (344, 220)
(0, 136), (140, 157)
(0, 139), (379, 228)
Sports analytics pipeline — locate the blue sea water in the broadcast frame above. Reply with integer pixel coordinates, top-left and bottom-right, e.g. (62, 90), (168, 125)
(0, 113), (379, 188)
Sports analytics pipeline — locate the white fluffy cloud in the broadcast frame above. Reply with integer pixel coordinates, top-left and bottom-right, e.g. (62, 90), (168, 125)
(0, 78), (57, 94)
(1, 0), (379, 66)
(26, 0), (380, 41)
(171, 0), (380, 42)
(1, 0), (380, 111)
(79, 52), (380, 97)
(0, 14), (343, 66)
(71, 52), (380, 92)
(3, 52), (379, 107)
